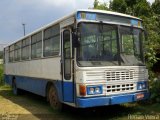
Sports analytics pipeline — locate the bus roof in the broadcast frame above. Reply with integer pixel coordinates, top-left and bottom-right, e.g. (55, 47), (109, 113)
(78, 9), (141, 20)
(5, 9), (141, 48)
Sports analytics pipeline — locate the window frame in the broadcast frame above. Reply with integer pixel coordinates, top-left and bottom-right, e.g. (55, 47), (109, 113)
(31, 31), (42, 59)
(9, 45), (14, 62)
(43, 24), (60, 57)
(63, 29), (71, 80)
(21, 37), (30, 60)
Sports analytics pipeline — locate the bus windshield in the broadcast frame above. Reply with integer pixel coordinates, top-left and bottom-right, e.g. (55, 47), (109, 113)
(77, 22), (144, 67)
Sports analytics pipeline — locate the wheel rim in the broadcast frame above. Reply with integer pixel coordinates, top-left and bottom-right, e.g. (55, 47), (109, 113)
(49, 86), (61, 110)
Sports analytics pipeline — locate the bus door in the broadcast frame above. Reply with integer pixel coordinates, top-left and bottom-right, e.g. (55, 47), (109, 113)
(61, 29), (74, 103)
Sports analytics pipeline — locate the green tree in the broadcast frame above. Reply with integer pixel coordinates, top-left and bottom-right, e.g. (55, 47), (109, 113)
(93, 0), (109, 10)
(124, 0), (138, 15)
(0, 51), (3, 59)
(109, 0), (127, 13)
(142, 16), (160, 68)
(94, 0), (99, 8)
(125, 0), (137, 8)
(133, 0), (152, 17)
(0, 64), (3, 85)
(109, 0), (152, 16)
(152, 0), (160, 14)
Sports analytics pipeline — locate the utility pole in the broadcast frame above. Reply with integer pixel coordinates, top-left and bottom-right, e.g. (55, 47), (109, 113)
(22, 23), (26, 36)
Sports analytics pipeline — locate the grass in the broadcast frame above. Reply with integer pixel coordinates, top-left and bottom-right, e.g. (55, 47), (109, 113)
(0, 84), (11, 90)
(116, 103), (160, 120)
(0, 85), (160, 120)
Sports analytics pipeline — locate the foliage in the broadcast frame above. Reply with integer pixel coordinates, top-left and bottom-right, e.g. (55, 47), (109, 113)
(152, 0), (160, 14)
(109, 0), (152, 16)
(142, 16), (160, 103)
(0, 51), (3, 59)
(133, 0), (152, 17)
(142, 15), (160, 68)
(132, 1), (160, 103)
(109, 0), (127, 13)
(150, 77), (160, 103)
(0, 64), (4, 86)
(93, 0), (109, 10)
(93, 0), (160, 103)
(0, 51), (4, 86)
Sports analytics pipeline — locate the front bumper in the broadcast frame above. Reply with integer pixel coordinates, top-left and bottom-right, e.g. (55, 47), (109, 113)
(76, 91), (149, 108)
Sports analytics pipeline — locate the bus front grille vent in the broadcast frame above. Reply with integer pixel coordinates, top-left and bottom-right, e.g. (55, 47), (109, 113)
(106, 83), (135, 93)
(85, 69), (145, 82)
(105, 70), (134, 81)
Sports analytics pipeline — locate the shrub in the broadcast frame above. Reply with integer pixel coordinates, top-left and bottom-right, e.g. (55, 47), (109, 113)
(149, 73), (160, 103)
(0, 64), (4, 86)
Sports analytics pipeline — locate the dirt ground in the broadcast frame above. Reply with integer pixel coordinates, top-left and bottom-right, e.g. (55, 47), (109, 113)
(0, 86), (55, 120)
(0, 85), (160, 120)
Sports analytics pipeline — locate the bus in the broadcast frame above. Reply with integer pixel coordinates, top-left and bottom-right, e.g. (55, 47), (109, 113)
(4, 9), (149, 110)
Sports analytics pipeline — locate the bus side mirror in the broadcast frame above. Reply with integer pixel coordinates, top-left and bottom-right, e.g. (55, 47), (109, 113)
(72, 33), (80, 48)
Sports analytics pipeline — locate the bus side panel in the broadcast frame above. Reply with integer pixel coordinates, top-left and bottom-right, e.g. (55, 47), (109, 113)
(15, 76), (48, 96)
(63, 82), (74, 102)
(4, 74), (63, 101)
(4, 58), (61, 81)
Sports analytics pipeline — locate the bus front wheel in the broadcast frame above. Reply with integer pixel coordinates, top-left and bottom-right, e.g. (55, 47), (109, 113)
(48, 85), (62, 110)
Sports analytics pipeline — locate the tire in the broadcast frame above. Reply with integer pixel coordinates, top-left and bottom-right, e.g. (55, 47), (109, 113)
(12, 80), (21, 95)
(48, 85), (62, 111)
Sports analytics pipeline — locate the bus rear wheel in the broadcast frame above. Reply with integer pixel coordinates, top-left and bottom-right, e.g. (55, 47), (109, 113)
(12, 80), (20, 95)
(48, 85), (62, 111)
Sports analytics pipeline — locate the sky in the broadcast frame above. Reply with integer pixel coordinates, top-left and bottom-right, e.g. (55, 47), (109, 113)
(0, 0), (155, 45)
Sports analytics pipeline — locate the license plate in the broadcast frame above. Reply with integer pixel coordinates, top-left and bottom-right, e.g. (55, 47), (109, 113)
(136, 93), (144, 99)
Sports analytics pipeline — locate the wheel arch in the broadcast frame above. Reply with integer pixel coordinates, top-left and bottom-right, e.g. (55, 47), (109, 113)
(45, 80), (63, 102)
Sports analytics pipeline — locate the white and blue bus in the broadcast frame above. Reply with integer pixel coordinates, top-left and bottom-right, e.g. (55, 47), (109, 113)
(4, 9), (149, 110)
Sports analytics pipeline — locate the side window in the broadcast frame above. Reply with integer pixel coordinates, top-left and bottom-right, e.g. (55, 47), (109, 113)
(63, 30), (71, 80)
(44, 24), (60, 57)
(4, 47), (9, 63)
(31, 32), (42, 59)
(22, 37), (30, 60)
(14, 41), (21, 61)
(9, 45), (14, 62)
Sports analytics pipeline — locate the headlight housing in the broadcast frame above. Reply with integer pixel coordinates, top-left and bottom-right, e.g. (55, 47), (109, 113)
(87, 85), (103, 95)
(137, 81), (147, 90)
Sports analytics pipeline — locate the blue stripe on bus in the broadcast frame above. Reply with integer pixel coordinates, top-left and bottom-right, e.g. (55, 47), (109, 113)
(4, 74), (74, 103)
(63, 82), (74, 102)
(5, 74), (149, 108)
(5, 75), (48, 96)
(76, 92), (150, 108)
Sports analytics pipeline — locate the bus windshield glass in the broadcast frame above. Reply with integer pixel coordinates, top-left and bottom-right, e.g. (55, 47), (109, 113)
(77, 22), (144, 67)
(119, 26), (144, 66)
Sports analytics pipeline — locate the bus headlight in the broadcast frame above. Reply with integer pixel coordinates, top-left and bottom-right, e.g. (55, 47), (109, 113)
(137, 81), (147, 90)
(87, 85), (103, 95)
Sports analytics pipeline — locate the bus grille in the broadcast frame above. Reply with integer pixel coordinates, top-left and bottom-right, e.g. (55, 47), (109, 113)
(85, 69), (145, 82)
(105, 70), (134, 81)
(106, 83), (135, 94)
